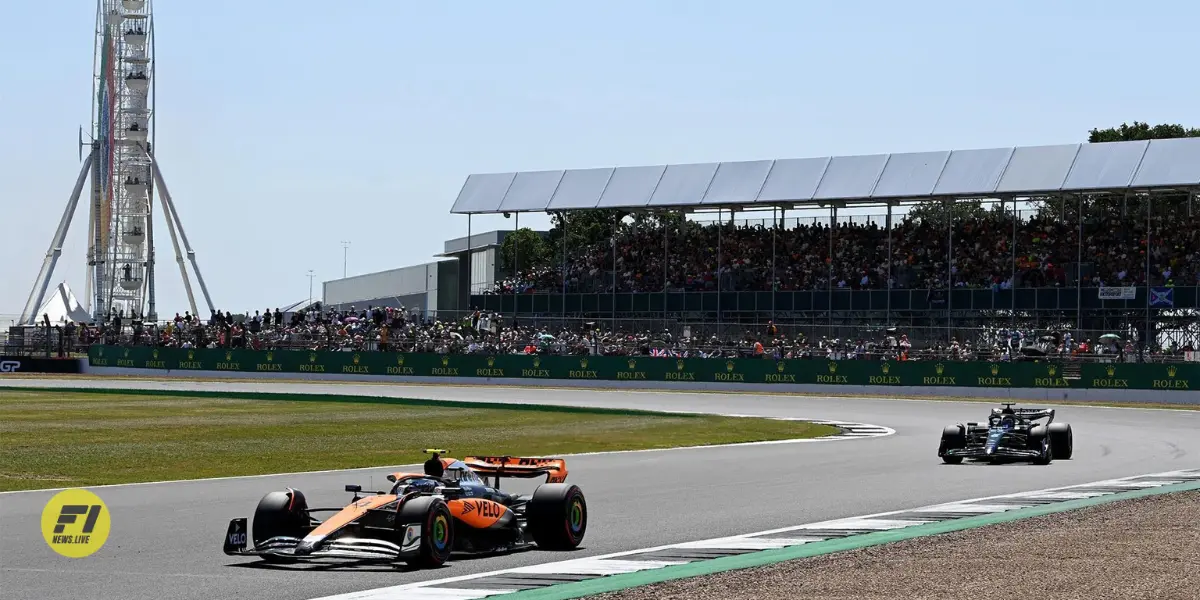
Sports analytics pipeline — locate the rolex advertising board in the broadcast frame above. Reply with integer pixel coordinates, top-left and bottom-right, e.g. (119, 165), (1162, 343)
(87, 346), (1196, 391)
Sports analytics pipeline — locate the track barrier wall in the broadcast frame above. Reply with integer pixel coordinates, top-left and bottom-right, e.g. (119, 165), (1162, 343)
(0, 356), (84, 375)
(86, 346), (1195, 391)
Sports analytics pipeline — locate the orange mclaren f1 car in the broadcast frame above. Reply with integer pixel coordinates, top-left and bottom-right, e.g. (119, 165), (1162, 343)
(221, 451), (587, 568)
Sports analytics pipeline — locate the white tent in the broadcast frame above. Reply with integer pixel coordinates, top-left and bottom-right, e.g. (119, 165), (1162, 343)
(279, 299), (319, 319)
(33, 282), (93, 325)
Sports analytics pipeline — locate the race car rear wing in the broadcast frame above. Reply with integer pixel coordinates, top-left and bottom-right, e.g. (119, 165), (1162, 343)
(991, 405), (1055, 423)
(462, 455), (568, 486)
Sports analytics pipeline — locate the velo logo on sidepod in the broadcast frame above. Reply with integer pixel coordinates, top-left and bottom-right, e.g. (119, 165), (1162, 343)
(40, 488), (111, 558)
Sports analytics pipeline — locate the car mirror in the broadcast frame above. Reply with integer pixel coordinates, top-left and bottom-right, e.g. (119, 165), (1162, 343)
(345, 484), (362, 493)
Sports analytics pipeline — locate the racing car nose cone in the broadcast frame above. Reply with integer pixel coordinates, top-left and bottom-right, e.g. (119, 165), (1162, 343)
(294, 541), (315, 555)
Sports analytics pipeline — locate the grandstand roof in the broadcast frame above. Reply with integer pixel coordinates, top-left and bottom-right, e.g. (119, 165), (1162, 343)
(449, 137), (1200, 215)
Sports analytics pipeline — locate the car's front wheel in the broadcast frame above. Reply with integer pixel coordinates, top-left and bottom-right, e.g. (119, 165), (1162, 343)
(397, 496), (453, 568)
(1048, 423), (1073, 459)
(1030, 426), (1053, 465)
(252, 489), (309, 563)
(939, 426), (965, 464)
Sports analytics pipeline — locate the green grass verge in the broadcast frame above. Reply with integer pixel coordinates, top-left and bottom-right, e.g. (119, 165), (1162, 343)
(0, 388), (839, 492)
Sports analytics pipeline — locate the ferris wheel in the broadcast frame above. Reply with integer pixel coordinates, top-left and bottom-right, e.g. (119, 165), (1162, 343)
(19, 0), (214, 325)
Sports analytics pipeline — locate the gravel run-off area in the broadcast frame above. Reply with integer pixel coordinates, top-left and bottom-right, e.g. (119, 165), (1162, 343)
(589, 490), (1200, 600)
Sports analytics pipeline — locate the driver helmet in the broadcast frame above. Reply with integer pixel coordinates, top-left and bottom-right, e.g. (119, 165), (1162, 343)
(406, 478), (439, 493)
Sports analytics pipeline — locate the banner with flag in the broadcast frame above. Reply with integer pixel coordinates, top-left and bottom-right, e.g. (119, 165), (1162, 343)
(1149, 287), (1174, 308)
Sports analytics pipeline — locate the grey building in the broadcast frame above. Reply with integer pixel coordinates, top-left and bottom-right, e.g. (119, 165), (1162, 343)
(322, 260), (457, 317)
(320, 229), (543, 319)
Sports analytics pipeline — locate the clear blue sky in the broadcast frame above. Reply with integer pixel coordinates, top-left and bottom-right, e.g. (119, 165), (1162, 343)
(2, 0), (1196, 317)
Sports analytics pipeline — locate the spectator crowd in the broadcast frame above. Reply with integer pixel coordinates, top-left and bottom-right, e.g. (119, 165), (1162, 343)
(74, 303), (1190, 363)
(492, 205), (1200, 295)
(28, 200), (1194, 364)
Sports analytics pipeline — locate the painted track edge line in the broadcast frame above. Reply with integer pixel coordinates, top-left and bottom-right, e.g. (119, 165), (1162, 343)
(496, 479), (1200, 600)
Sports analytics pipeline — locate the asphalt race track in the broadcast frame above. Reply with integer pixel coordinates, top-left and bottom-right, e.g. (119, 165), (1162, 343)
(2, 378), (1199, 600)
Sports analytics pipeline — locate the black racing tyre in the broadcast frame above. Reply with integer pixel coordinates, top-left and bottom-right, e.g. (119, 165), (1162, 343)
(527, 483), (587, 550)
(939, 426), (965, 464)
(397, 496), (453, 568)
(252, 489), (309, 563)
(1029, 426), (1052, 465)
(1048, 423), (1073, 460)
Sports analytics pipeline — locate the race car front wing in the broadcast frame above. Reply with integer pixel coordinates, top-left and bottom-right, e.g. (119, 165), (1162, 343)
(222, 518), (423, 562)
(941, 446), (1043, 459)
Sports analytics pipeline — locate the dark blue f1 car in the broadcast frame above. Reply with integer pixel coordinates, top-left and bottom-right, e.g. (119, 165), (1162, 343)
(938, 403), (1073, 465)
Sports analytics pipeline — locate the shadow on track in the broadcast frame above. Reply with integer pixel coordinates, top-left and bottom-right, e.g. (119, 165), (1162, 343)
(221, 545), (576, 573)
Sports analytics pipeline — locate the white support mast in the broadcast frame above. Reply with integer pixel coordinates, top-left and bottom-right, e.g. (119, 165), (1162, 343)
(18, 0), (215, 326)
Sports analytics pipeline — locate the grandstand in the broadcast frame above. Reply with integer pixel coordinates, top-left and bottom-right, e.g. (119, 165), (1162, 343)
(449, 138), (1200, 350)
(11, 139), (1197, 362)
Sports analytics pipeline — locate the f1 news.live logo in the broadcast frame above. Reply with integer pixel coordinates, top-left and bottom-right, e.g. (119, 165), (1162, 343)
(41, 488), (111, 558)
(52, 505), (103, 544)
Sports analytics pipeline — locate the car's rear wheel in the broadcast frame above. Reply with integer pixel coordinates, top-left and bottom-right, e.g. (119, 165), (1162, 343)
(527, 484), (587, 550)
(252, 489), (309, 563)
(939, 426), (965, 464)
(1048, 423), (1073, 459)
(398, 496), (453, 568)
